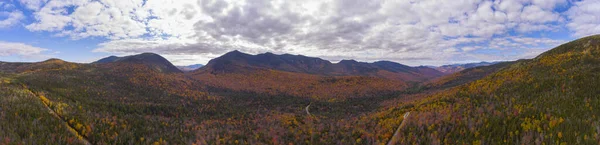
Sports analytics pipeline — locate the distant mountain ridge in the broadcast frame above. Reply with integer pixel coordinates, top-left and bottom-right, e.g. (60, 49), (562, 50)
(93, 53), (181, 73)
(424, 61), (517, 90)
(196, 50), (444, 82)
(177, 64), (204, 72)
(433, 61), (501, 74)
(92, 51), (446, 81)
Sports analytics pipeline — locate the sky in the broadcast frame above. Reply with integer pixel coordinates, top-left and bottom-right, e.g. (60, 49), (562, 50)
(0, 0), (599, 66)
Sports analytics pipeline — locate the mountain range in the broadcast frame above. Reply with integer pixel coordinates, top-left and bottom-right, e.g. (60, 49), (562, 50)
(431, 61), (501, 74)
(88, 50), (495, 82)
(176, 64), (204, 72)
(2, 35), (600, 144)
(194, 50), (444, 82)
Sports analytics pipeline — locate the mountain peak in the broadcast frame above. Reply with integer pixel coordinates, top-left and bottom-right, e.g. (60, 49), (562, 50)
(225, 50), (244, 55)
(43, 58), (66, 63)
(338, 59), (359, 64)
(138, 52), (161, 56)
(200, 51), (332, 74)
(373, 60), (405, 66)
(94, 56), (119, 64)
(220, 50), (252, 58)
(93, 53), (181, 73)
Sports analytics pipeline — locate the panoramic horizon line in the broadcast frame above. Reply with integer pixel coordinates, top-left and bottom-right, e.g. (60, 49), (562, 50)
(3, 50), (506, 67)
(2, 0), (595, 66)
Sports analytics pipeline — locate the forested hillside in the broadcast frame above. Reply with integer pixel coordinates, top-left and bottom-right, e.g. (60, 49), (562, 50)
(371, 35), (600, 144)
(197, 50), (444, 82)
(1, 35), (600, 144)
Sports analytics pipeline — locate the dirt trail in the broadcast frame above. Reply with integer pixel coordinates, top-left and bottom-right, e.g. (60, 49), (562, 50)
(387, 112), (410, 145)
(305, 103), (312, 116)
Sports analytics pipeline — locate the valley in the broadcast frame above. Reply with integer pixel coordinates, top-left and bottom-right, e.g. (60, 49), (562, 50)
(1, 35), (600, 144)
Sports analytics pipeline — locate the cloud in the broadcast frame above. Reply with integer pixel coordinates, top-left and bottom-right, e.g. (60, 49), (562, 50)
(18, 0), (48, 11)
(566, 0), (600, 37)
(520, 5), (562, 23)
(0, 41), (47, 57)
(21, 0), (574, 65)
(0, 10), (24, 28)
(25, 0), (147, 39)
(532, 0), (567, 10)
(0, 2), (11, 9)
(93, 37), (230, 55)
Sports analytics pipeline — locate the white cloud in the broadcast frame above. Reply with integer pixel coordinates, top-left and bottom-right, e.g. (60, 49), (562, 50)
(26, 0), (147, 39)
(461, 46), (481, 52)
(509, 37), (565, 47)
(532, 0), (567, 10)
(18, 0), (48, 11)
(516, 23), (557, 32)
(94, 37), (230, 55)
(566, 0), (600, 37)
(521, 5), (561, 23)
(20, 0), (573, 65)
(0, 41), (47, 57)
(0, 10), (24, 28)
(0, 2), (10, 9)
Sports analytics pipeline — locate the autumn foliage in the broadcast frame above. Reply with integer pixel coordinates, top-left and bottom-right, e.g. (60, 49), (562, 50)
(2, 35), (600, 144)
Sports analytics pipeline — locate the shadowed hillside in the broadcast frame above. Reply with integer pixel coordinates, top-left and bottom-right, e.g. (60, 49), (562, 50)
(94, 53), (182, 73)
(197, 50), (443, 82)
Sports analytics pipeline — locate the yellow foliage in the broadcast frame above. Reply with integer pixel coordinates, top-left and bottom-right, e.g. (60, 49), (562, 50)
(54, 102), (69, 115)
(473, 140), (482, 145)
(558, 132), (563, 138)
(153, 138), (167, 145)
(75, 123), (83, 131)
(39, 95), (51, 105)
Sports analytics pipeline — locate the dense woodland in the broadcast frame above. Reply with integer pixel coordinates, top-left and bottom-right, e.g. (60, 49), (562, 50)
(1, 35), (600, 144)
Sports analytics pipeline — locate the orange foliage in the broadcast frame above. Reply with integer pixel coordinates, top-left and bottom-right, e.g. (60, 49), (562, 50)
(192, 68), (407, 99)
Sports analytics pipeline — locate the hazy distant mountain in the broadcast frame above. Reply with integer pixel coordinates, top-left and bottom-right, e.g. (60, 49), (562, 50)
(93, 53), (181, 73)
(433, 61), (501, 74)
(196, 50), (444, 82)
(425, 61), (517, 89)
(177, 64), (204, 72)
